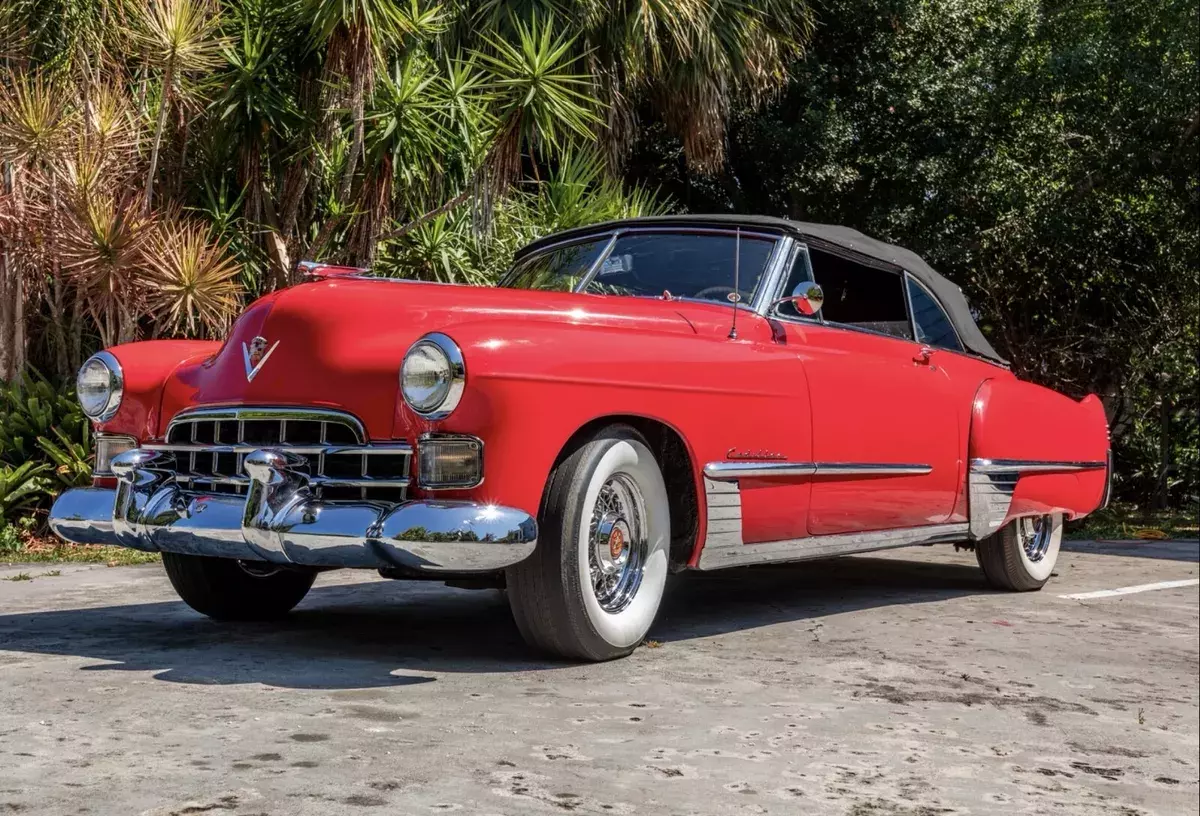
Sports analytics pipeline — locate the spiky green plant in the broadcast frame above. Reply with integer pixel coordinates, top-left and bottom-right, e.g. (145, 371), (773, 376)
(141, 219), (244, 336)
(0, 70), (74, 168)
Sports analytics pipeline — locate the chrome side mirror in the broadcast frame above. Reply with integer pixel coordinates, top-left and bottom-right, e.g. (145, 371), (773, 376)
(771, 281), (824, 317)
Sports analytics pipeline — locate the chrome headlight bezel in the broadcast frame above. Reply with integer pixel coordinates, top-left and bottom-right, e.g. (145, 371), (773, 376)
(76, 351), (124, 421)
(400, 332), (465, 420)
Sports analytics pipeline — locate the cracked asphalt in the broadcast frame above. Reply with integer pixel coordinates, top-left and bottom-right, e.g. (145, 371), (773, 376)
(1, 539), (1197, 815)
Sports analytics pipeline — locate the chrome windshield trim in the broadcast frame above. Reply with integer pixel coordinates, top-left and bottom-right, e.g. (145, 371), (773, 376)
(704, 461), (933, 481)
(970, 458), (1107, 474)
(504, 226), (787, 306)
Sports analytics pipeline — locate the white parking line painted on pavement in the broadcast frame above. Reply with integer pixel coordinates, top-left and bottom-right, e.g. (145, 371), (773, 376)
(1060, 578), (1200, 600)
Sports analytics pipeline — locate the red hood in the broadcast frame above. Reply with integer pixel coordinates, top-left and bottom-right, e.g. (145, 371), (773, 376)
(157, 278), (708, 438)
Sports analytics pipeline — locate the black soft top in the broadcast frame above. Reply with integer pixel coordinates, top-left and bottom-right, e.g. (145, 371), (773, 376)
(517, 215), (1004, 364)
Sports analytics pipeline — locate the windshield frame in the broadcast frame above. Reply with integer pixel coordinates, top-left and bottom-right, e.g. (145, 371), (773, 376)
(500, 226), (791, 313)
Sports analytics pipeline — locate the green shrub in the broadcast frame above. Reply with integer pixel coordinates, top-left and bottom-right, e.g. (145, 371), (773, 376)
(0, 373), (88, 469)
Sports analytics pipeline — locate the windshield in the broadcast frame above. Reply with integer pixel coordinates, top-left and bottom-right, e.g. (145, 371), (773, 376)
(501, 231), (779, 304)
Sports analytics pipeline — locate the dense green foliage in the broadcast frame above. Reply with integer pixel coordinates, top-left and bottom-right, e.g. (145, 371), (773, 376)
(629, 0), (1198, 512)
(0, 0), (1195, 529)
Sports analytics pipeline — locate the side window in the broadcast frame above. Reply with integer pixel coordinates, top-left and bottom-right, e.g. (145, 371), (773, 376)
(772, 247), (817, 320)
(809, 247), (913, 340)
(906, 278), (964, 351)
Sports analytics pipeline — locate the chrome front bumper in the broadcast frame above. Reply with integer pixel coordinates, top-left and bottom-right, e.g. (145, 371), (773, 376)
(49, 449), (537, 573)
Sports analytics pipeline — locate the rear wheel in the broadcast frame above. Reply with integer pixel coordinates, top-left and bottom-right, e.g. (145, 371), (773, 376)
(162, 552), (317, 620)
(507, 426), (670, 661)
(976, 513), (1063, 591)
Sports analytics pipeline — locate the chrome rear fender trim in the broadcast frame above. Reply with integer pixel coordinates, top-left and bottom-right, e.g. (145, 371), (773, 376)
(967, 458), (1107, 539)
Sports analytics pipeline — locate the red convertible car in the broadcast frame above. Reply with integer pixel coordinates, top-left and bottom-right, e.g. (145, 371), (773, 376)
(50, 215), (1111, 661)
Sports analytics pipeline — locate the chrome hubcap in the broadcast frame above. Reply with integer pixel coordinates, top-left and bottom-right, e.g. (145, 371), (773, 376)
(1020, 515), (1054, 562)
(589, 474), (647, 614)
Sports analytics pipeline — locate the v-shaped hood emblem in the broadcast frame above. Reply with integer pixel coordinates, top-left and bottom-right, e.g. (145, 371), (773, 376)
(242, 336), (279, 382)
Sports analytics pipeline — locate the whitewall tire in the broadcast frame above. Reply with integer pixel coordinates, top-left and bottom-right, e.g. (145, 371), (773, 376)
(976, 513), (1063, 591)
(507, 426), (670, 661)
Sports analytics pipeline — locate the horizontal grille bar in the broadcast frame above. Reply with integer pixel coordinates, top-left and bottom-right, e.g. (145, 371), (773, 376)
(160, 407), (409, 502)
(174, 474), (410, 488)
(144, 443), (413, 456)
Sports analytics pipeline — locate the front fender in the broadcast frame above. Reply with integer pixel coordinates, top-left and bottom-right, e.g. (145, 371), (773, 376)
(393, 318), (811, 521)
(96, 340), (223, 440)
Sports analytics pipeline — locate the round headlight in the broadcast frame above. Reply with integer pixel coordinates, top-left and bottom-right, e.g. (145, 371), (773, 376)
(400, 333), (465, 418)
(76, 351), (123, 421)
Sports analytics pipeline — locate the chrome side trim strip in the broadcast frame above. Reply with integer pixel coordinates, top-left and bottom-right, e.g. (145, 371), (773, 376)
(698, 520), (968, 571)
(967, 457), (1107, 539)
(970, 458), (1107, 474)
(703, 461), (932, 481)
(704, 462), (816, 480)
(812, 462), (933, 476)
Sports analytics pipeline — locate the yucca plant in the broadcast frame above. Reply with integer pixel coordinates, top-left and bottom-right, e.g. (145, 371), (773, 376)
(303, 0), (446, 203)
(128, 0), (228, 213)
(0, 70), (74, 169)
(476, 14), (598, 190)
(58, 188), (152, 346)
(141, 218), (244, 337)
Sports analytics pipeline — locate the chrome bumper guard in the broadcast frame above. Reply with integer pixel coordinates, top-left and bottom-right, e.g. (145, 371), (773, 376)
(49, 448), (537, 573)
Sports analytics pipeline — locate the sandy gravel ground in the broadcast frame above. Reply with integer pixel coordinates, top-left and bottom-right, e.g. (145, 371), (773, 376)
(0, 539), (1196, 815)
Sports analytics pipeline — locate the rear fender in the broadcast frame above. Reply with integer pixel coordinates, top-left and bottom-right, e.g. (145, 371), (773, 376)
(968, 379), (1109, 539)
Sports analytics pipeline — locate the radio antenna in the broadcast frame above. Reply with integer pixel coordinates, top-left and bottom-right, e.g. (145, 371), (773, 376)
(727, 228), (741, 340)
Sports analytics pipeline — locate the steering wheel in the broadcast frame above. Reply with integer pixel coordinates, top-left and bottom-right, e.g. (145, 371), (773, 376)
(692, 285), (739, 302)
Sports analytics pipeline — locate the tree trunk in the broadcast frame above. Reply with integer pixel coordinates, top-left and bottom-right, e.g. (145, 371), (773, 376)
(143, 62), (175, 215)
(0, 162), (25, 381)
(1154, 395), (1172, 510)
(338, 65), (366, 204)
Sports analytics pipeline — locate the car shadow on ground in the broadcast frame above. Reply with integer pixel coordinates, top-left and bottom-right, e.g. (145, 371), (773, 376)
(0, 555), (990, 690)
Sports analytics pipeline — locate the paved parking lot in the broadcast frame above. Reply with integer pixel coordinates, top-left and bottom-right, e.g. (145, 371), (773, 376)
(1, 539), (1196, 816)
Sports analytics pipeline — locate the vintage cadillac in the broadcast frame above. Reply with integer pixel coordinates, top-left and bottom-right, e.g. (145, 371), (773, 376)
(49, 215), (1111, 660)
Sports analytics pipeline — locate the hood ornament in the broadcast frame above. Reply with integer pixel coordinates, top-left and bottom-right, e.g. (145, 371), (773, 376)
(242, 336), (279, 382)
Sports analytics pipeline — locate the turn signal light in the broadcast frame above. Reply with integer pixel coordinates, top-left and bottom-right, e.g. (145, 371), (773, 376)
(418, 436), (483, 489)
(94, 434), (137, 476)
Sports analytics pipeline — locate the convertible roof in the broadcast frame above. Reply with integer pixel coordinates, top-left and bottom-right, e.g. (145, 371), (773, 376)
(518, 215), (1004, 364)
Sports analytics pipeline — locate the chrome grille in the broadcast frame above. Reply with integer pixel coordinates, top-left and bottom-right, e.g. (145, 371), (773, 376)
(146, 407), (411, 502)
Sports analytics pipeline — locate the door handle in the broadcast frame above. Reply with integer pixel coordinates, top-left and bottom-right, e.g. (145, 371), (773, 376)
(913, 346), (934, 365)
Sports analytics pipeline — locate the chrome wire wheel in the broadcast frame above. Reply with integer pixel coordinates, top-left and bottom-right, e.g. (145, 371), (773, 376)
(588, 473), (648, 614)
(1019, 515), (1054, 563)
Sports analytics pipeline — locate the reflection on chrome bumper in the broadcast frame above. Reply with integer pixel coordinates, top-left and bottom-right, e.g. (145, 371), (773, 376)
(48, 449), (537, 573)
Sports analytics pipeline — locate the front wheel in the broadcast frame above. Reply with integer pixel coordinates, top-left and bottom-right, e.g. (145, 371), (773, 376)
(976, 513), (1063, 591)
(162, 552), (317, 620)
(507, 426), (670, 661)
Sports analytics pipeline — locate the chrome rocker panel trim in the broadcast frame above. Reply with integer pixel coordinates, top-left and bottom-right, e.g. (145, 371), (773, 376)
(49, 448), (537, 574)
(967, 457), (1107, 539)
(697, 476), (965, 570)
